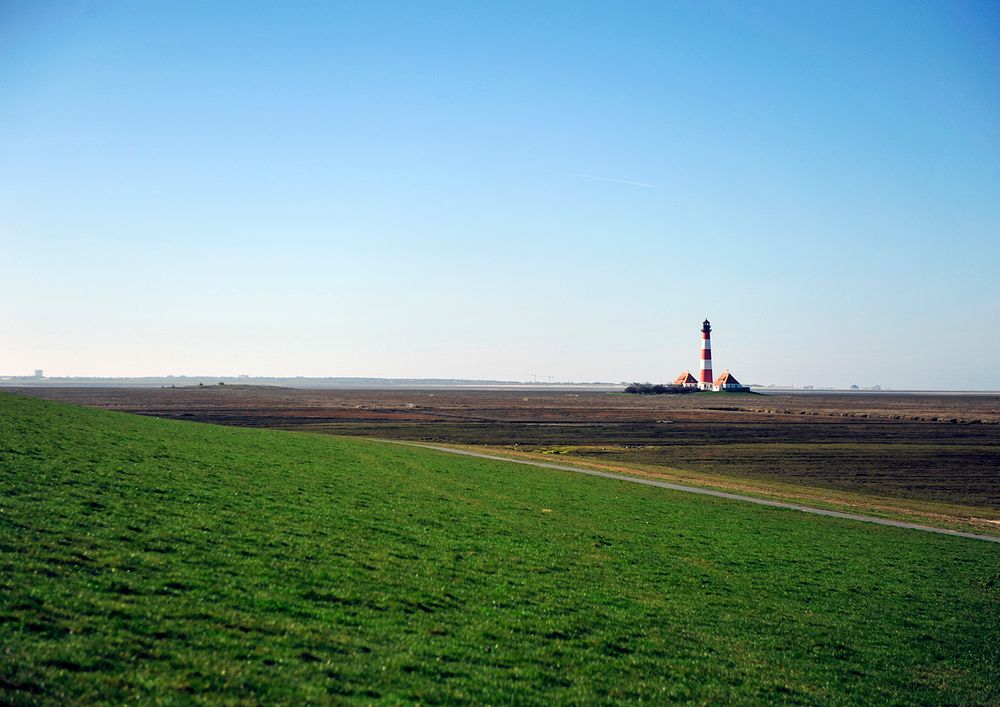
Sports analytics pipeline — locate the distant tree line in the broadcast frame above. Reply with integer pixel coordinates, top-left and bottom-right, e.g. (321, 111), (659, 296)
(623, 383), (698, 395)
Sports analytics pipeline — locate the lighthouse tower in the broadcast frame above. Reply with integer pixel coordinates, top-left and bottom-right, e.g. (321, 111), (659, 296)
(699, 319), (713, 390)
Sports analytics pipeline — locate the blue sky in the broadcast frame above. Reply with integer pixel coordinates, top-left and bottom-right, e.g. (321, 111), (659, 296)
(2, 1), (999, 388)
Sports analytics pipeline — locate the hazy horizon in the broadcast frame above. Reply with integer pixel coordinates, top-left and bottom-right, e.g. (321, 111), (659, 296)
(4, 2), (999, 390)
(5, 370), (998, 393)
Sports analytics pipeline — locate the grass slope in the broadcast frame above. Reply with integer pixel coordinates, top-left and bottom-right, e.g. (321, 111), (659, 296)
(1, 393), (998, 704)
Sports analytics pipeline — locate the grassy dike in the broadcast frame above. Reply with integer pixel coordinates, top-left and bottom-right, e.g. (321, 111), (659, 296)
(1, 392), (998, 703)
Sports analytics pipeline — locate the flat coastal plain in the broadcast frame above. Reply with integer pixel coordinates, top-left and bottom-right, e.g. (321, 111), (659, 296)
(2, 392), (999, 704)
(14, 386), (1000, 534)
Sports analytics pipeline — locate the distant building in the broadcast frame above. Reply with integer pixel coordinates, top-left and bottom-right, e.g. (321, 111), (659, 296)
(654, 319), (750, 393)
(672, 371), (699, 388)
(713, 369), (748, 392)
(33, 369), (43, 378)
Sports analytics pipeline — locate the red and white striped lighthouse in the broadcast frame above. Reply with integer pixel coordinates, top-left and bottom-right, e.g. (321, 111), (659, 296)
(699, 319), (713, 390)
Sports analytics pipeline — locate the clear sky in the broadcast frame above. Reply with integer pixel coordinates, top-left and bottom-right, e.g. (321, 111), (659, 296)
(3, 1), (999, 389)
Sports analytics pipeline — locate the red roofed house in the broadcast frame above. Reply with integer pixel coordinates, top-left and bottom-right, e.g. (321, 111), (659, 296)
(712, 369), (748, 392)
(672, 371), (699, 388)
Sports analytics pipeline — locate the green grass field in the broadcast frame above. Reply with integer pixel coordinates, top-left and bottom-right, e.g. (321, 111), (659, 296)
(2, 392), (998, 704)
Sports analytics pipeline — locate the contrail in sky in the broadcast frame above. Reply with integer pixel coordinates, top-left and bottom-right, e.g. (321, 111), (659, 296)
(560, 171), (657, 189)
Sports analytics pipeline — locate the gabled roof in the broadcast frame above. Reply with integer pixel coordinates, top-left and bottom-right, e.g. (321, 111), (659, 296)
(713, 370), (741, 386)
(673, 371), (698, 385)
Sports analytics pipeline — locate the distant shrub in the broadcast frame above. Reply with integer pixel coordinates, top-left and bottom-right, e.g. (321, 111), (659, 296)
(624, 383), (697, 395)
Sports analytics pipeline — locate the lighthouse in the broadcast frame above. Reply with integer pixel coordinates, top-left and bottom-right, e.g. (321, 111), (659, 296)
(699, 319), (713, 390)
